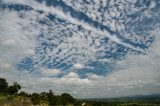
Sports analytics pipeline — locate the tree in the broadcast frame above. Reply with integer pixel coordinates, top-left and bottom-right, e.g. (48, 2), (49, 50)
(31, 93), (41, 105)
(0, 78), (8, 94)
(47, 90), (59, 106)
(40, 92), (48, 101)
(19, 91), (28, 97)
(61, 93), (74, 105)
(8, 82), (21, 95)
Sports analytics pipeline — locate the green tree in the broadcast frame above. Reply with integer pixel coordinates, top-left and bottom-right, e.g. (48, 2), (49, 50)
(0, 78), (8, 94)
(8, 82), (21, 95)
(40, 92), (48, 101)
(47, 90), (59, 106)
(19, 91), (28, 97)
(61, 93), (75, 105)
(31, 93), (41, 105)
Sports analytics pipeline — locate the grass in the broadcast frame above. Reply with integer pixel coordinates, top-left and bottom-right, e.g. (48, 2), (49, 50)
(0, 95), (32, 106)
(0, 95), (7, 100)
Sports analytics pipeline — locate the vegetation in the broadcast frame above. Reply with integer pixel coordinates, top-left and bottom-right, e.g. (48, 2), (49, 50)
(0, 77), (79, 106)
(0, 78), (8, 94)
(0, 77), (160, 106)
(8, 82), (21, 96)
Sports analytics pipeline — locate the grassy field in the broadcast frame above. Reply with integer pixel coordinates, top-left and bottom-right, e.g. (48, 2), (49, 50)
(0, 95), (32, 106)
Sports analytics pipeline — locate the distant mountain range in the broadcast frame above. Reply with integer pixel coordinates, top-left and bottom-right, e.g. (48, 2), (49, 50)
(82, 94), (160, 102)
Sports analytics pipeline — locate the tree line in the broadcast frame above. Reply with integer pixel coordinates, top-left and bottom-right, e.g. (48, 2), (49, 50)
(0, 78), (82, 106)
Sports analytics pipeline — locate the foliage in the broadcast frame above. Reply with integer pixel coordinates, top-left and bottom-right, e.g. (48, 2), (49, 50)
(19, 91), (29, 97)
(40, 92), (48, 101)
(31, 93), (41, 105)
(8, 82), (21, 95)
(61, 93), (75, 105)
(0, 78), (8, 94)
(47, 90), (59, 106)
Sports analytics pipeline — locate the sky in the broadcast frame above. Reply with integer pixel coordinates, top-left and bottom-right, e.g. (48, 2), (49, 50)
(0, 0), (160, 98)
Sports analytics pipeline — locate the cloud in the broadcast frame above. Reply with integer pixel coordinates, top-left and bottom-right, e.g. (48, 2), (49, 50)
(1, 0), (144, 52)
(73, 63), (85, 69)
(64, 72), (79, 78)
(0, 63), (11, 69)
(39, 68), (62, 76)
(1, 39), (17, 46)
(84, 29), (160, 98)
(0, 9), (38, 58)
(23, 27), (160, 98)
(149, 0), (156, 9)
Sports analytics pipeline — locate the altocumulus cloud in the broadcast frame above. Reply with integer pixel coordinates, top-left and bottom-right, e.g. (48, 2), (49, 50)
(0, 0), (160, 98)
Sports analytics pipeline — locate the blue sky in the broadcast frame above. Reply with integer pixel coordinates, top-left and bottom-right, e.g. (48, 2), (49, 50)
(0, 0), (160, 98)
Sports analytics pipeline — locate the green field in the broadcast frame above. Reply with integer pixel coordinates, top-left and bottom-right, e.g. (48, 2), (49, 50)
(0, 95), (33, 106)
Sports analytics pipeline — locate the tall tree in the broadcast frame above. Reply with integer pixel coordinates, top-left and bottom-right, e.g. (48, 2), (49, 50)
(0, 78), (8, 94)
(47, 90), (58, 106)
(8, 82), (21, 95)
(31, 93), (41, 105)
(61, 93), (74, 105)
(40, 92), (48, 101)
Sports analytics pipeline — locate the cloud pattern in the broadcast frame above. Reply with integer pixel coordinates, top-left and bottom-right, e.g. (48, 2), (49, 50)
(0, 0), (160, 98)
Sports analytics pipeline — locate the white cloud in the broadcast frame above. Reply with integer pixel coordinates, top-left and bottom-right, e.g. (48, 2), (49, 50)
(0, 9), (38, 58)
(0, 63), (11, 69)
(1, 39), (17, 46)
(40, 68), (62, 76)
(73, 63), (85, 69)
(1, 0), (144, 52)
(83, 31), (160, 98)
(64, 72), (79, 78)
(149, 0), (156, 9)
